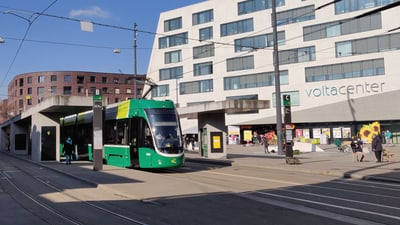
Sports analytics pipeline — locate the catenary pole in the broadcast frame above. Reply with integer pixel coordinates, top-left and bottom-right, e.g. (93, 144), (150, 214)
(133, 23), (138, 98)
(271, 0), (283, 155)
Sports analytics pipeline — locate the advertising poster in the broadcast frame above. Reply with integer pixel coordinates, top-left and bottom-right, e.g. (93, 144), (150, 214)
(303, 129), (310, 139)
(322, 128), (330, 137)
(295, 129), (303, 137)
(333, 127), (342, 138)
(313, 128), (321, 138)
(243, 130), (252, 142)
(342, 128), (351, 138)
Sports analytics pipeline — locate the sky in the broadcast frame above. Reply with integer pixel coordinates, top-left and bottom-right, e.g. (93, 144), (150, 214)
(0, 0), (205, 98)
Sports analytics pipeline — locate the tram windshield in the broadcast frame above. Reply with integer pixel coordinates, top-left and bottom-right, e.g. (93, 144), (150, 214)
(145, 108), (183, 154)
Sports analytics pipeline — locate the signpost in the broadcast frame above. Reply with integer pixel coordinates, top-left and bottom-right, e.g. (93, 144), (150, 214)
(283, 94), (299, 164)
(93, 89), (103, 171)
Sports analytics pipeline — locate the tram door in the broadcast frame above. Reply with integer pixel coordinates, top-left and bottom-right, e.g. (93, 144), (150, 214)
(41, 126), (56, 161)
(129, 118), (139, 167)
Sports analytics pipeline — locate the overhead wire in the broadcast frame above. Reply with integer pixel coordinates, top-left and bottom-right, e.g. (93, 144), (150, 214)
(0, 0), (59, 87)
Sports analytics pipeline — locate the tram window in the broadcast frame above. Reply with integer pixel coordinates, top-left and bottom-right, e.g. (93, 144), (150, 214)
(104, 121), (117, 144)
(115, 120), (130, 145)
(144, 126), (153, 147)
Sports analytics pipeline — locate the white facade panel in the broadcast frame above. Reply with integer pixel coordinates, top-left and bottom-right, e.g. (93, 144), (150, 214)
(147, 0), (400, 136)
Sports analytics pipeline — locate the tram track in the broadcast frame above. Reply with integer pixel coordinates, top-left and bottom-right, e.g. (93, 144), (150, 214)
(0, 153), (151, 225)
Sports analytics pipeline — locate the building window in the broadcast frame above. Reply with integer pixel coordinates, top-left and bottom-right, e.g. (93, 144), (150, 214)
(78, 86), (84, 94)
(303, 14), (381, 41)
(193, 44), (215, 59)
(115, 88), (120, 94)
(226, 94), (259, 114)
(90, 87), (96, 94)
(227, 55), (254, 72)
(77, 76), (84, 84)
(50, 86), (57, 94)
(63, 86), (72, 95)
(90, 76), (96, 83)
(51, 75), (57, 82)
(194, 62), (213, 76)
(159, 66), (183, 81)
(164, 17), (182, 32)
(336, 32), (400, 57)
(180, 79), (213, 95)
(192, 9), (213, 25)
(38, 76), (45, 83)
(221, 18), (254, 37)
(234, 31), (285, 52)
(165, 50), (182, 64)
(277, 5), (315, 26)
(19, 89), (23, 95)
(126, 88), (132, 94)
(27, 98), (32, 105)
(102, 77), (107, 83)
(159, 32), (188, 49)
(27, 87), (32, 94)
(113, 78), (119, 84)
(224, 70), (289, 90)
(19, 99), (23, 108)
(238, 0), (285, 15)
(27, 77), (32, 84)
(199, 27), (213, 41)
(37, 87), (44, 95)
(305, 58), (385, 82)
(64, 75), (71, 82)
(279, 46), (316, 65)
(152, 85), (169, 97)
(19, 78), (23, 87)
(335, 0), (394, 14)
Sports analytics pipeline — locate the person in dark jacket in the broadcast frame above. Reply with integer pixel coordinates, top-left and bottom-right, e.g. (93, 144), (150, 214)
(63, 137), (74, 164)
(372, 134), (383, 162)
(350, 135), (364, 162)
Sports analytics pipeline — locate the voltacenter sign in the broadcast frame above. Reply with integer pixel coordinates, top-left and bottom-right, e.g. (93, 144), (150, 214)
(305, 82), (385, 97)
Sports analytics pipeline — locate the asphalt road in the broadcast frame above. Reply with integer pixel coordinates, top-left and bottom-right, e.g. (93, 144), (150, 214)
(1, 153), (399, 225)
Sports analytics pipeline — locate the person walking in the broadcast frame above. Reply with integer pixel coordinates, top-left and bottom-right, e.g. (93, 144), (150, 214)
(262, 135), (270, 154)
(350, 135), (364, 162)
(372, 134), (383, 162)
(385, 130), (392, 145)
(63, 137), (74, 164)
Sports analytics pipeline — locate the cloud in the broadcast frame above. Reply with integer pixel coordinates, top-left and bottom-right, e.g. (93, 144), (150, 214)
(69, 6), (110, 19)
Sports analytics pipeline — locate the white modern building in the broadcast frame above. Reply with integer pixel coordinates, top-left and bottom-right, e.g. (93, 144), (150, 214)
(146, 0), (400, 144)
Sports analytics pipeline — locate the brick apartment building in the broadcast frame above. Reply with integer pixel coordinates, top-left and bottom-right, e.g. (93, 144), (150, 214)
(4, 71), (145, 121)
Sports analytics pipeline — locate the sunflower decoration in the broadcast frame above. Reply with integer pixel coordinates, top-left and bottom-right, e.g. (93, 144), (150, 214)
(370, 121), (380, 135)
(359, 121), (380, 143)
(359, 125), (373, 142)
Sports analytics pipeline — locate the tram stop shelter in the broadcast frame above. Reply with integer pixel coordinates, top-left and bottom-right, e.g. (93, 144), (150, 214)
(177, 99), (269, 159)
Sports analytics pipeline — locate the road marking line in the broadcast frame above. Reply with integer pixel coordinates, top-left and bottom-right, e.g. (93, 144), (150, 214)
(204, 171), (302, 185)
(240, 192), (386, 225)
(254, 191), (400, 221)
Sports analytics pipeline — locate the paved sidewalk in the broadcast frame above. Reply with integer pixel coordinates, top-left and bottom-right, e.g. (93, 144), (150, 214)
(4, 143), (399, 201)
(185, 143), (400, 183)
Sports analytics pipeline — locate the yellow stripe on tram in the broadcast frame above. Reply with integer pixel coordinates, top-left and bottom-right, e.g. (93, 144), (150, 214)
(117, 100), (130, 119)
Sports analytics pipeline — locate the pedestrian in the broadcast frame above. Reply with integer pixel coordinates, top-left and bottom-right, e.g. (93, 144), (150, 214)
(262, 135), (270, 154)
(385, 130), (392, 145)
(63, 136), (74, 164)
(350, 135), (364, 162)
(372, 134), (383, 162)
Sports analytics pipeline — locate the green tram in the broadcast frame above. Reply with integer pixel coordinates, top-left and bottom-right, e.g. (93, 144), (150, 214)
(60, 99), (185, 169)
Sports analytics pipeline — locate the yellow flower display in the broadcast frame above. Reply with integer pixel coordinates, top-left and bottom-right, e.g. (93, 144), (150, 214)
(359, 121), (380, 143)
(370, 121), (380, 135)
